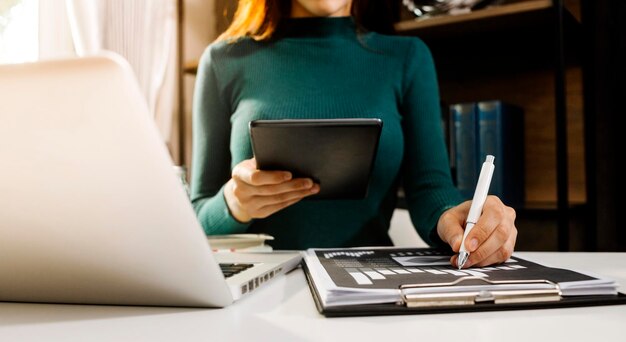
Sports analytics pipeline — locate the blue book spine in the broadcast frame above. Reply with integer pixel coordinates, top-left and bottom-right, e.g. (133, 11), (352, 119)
(451, 103), (478, 200)
(477, 100), (525, 207)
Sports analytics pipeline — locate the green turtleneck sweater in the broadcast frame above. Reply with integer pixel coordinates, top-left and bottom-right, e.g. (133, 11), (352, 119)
(191, 17), (462, 249)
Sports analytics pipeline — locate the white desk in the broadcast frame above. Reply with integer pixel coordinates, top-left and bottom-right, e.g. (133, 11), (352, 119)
(1, 252), (625, 342)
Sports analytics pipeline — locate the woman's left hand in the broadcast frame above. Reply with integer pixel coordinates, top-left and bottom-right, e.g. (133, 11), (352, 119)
(436, 196), (517, 268)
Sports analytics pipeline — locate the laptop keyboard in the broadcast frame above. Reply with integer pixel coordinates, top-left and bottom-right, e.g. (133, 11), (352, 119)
(219, 263), (254, 278)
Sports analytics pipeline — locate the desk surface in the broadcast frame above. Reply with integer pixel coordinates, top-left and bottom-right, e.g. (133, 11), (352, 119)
(1, 252), (625, 342)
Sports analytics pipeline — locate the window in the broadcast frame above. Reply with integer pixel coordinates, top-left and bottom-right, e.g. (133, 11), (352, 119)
(0, 0), (38, 64)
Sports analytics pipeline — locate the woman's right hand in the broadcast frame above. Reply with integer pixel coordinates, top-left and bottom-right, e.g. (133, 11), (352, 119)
(224, 158), (320, 223)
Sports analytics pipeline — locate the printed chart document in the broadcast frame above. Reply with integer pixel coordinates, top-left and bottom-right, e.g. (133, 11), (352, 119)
(303, 247), (620, 310)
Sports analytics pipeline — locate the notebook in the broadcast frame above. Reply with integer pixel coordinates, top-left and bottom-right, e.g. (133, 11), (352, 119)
(0, 53), (301, 307)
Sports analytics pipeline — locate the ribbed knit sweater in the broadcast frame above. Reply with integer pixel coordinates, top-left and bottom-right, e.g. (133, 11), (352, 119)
(191, 17), (462, 249)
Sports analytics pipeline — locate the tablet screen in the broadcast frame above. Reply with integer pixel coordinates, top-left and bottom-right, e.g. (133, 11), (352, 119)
(249, 118), (382, 199)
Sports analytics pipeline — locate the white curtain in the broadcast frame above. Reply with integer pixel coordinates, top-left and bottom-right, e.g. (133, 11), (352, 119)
(38, 0), (75, 60)
(62, 0), (178, 142)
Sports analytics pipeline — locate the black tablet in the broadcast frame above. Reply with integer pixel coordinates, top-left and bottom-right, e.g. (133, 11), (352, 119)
(249, 118), (383, 199)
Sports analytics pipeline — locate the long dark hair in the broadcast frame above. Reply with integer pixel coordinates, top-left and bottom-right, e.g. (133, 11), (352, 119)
(216, 0), (396, 42)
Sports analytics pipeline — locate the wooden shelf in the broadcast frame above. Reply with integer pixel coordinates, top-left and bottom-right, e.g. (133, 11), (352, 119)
(184, 60), (198, 75)
(395, 0), (552, 33)
(393, 0), (583, 42)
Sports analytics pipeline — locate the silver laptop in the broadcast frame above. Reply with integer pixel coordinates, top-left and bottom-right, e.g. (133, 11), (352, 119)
(0, 53), (302, 307)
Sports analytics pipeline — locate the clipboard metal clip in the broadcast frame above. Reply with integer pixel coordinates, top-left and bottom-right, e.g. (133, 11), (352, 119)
(398, 276), (562, 308)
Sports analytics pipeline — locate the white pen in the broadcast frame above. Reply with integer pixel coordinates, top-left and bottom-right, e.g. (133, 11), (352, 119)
(457, 155), (495, 270)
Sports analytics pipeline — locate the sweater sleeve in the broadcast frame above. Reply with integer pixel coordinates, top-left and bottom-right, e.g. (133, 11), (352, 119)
(190, 46), (250, 235)
(400, 38), (463, 247)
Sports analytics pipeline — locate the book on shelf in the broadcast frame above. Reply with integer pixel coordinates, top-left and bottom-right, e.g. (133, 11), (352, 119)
(449, 100), (524, 206)
(302, 247), (624, 317)
(450, 102), (478, 199)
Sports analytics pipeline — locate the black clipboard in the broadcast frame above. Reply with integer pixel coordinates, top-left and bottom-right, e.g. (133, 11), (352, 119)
(249, 118), (382, 199)
(301, 252), (626, 317)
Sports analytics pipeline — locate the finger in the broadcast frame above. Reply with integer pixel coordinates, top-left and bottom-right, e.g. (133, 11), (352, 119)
(254, 184), (319, 208)
(463, 196), (505, 253)
(466, 202), (517, 266)
(232, 159), (292, 186)
(473, 227), (517, 267)
(232, 178), (316, 205)
(249, 178), (316, 196)
(241, 184), (319, 217)
(450, 254), (459, 268)
(465, 221), (512, 267)
(253, 186), (320, 218)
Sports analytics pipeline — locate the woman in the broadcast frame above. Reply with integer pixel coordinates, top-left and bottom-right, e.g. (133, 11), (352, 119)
(191, 0), (517, 268)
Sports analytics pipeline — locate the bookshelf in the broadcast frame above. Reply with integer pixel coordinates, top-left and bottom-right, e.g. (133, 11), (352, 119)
(394, 0), (585, 251)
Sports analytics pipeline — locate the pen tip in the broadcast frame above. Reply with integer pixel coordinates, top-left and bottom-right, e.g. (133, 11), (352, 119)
(457, 252), (469, 270)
